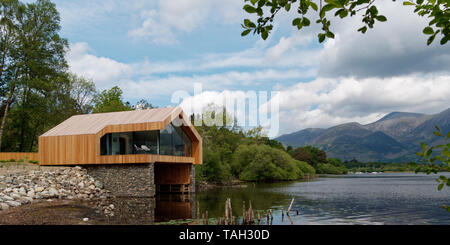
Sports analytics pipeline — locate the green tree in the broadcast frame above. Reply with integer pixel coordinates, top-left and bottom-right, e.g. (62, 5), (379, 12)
(241, 0), (449, 45)
(233, 144), (306, 181)
(68, 73), (97, 114)
(134, 99), (155, 110)
(0, 0), (68, 151)
(92, 86), (132, 113)
(290, 147), (314, 165)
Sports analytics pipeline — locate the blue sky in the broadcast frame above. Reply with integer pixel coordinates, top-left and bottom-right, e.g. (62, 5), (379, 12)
(42, 0), (450, 136)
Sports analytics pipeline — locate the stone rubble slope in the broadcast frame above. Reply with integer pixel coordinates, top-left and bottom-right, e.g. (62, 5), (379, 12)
(0, 166), (109, 211)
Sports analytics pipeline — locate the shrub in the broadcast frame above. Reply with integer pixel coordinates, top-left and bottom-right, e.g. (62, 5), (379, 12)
(296, 160), (316, 176)
(196, 148), (232, 182)
(233, 144), (306, 181)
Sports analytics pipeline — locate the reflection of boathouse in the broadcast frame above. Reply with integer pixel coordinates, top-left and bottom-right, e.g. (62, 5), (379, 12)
(155, 194), (195, 222)
(37, 107), (202, 196)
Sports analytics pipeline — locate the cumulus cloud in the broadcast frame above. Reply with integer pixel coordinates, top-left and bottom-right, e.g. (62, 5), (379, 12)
(318, 0), (450, 78)
(178, 89), (280, 137)
(128, 0), (244, 44)
(67, 42), (132, 87)
(66, 39), (319, 99)
(271, 74), (450, 134)
(121, 68), (316, 99)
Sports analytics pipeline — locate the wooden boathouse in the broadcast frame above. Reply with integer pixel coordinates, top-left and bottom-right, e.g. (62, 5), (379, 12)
(1, 107), (202, 196)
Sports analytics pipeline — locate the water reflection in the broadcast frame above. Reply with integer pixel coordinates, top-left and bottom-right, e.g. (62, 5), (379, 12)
(155, 194), (195, 222)
(90, 172), (450, 225)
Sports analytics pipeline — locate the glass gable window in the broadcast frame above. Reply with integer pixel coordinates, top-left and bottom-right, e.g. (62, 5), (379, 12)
(159, 123), (192, 157)
(100, 122), (192, 157)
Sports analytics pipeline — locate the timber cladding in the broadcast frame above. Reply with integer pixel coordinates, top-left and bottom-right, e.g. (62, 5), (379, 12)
(37, 107), (202, 166)
(154, 163), (191, 185)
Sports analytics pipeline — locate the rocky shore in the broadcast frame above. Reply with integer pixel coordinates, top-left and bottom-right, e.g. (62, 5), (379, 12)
(0, 166), (109, 211)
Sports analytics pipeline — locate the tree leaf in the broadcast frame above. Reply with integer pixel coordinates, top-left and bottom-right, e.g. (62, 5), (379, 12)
(376, 15), (387, 22)
(285, 3), (291, 11)
(421, 142), (427, 153)
(310, 1), (318, 11)
(403, 1), (415, 5)
(434, 131), (443, 136)
(339, 9), (348, 18)
(438, 183), (444, 191)
(357, 26), (367, 33)
(318, 33), (326, 43)
(261, 30), (268, 40)
(292, 18), (302, 26)
(322, 4), (337, 12)
(423, 27), (434, 35)
(241, 29), (251, 36)
(427, 34), (435, 45)
(243, 4), (257, 13)
(302, 17), (311, 26)
(244, 19), (256, 28)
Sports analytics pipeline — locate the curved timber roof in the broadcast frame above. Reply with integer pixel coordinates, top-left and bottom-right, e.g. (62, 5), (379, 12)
(41, 107), (192, 137)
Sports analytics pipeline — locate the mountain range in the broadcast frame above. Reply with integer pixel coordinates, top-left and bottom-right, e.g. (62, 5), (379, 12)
(276, 108), (450, 162)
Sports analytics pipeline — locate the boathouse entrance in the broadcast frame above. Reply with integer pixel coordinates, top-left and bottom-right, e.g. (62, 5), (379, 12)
(154, 163), (193, 194)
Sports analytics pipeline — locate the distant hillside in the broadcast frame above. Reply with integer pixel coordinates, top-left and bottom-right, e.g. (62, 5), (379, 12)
(276, 108), (450, 162)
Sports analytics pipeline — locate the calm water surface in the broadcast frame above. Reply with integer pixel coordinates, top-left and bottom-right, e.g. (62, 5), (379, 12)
(71, 172), (450, 225)
(193, 172), (450, 225)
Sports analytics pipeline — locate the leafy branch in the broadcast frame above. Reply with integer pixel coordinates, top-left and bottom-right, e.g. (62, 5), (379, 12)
(241, 0), (449, 45)
(415, 126), (450, 212)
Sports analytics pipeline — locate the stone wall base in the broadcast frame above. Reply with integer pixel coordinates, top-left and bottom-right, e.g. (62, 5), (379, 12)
(85, 163), (155, 197)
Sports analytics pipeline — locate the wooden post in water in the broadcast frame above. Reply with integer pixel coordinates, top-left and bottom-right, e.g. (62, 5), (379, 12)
(225, 199), (229, 225)
(269, 209), (273, 225)
(287, 198), (294, 216)
(248, 200), (254, 224)
(227, 198), (233, 225)
(287, 213), (293, 225)
(242, 201), (246, 225)
(206, 211), (209, 225)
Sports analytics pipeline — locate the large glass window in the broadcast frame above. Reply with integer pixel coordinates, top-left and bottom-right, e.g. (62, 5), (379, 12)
(100, 124), (192, 157)
(100, 132), (133, 155)
(159, 123), (192, 156)
(133, 131), (159, 154)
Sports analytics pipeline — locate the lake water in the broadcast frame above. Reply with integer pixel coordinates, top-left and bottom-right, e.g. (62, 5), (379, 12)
(19, 172), (448, 225)
(182, 172), (450, 225)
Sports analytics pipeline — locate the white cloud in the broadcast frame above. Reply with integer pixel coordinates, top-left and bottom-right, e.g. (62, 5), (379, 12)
(66, 40), (318, 99)
(318, 0), (450, 78)
(128, 0), (244, 44)
(132, 39), (320, 75)
(67, 42), (132, 87)
(270, 74), (450, 134)
(121, 68), (316, 99)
